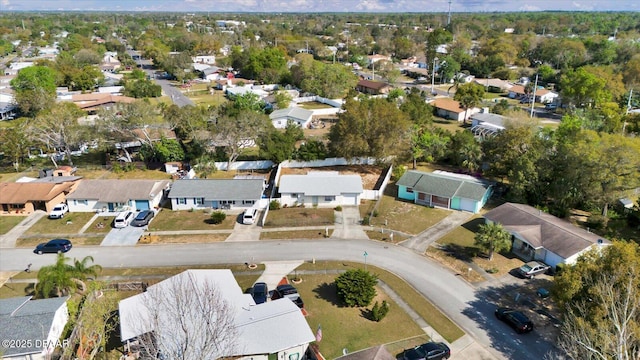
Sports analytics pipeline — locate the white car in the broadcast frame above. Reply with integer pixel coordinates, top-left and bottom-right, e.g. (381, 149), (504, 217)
(49, 204), (69, 219)
(242, 208), (258, 225)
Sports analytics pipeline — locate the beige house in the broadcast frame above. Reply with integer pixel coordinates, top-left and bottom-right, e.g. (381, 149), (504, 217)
(0, 181), (77, 215)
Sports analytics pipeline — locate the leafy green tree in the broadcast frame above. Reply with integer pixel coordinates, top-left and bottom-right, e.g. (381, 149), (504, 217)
(560, 67), (610, 108)
(215, 109), (270, 170)
(71, 255), (102, 294)
(229, 92), (265, 113)
(335, 269), (378, 307)
(370, 300), (390, 322)
(273, 90), (292, 110)
(295, 139), (328, 161)
(552, 241), (640, 360)
(290, 54), (358, 99)
(328, 96), (411, 160)
(36, 254), (101, 298)
(210, 211), (226, 224)
(474, 222), (512, 261)
(10, 65), (57, 117)
(438, 56), (461, 84)
(71, 65), (104, 91)
(124, 78), (162, 98)
(400, 88), (433, 126)
(140, 137), (185, 163)
(448, 130), (482, 173)
(258, 123), (303, 163)
(454, 83), (485, 124)
(0, 125), (32, 171)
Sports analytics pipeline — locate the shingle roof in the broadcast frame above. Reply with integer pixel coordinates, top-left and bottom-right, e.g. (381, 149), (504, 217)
(279, 173), (363, 196)
(397, 170), (491, 201)
(66, 179), (170, 203)
(483, 202), (609, 259)
(167, 179), (264, 201)
(269, 107), (314, 122)
(0, 182), (73, 203)
(356, 79), (389, 90)
(431, 98), (465, 114)
(0, 296), (69, 357)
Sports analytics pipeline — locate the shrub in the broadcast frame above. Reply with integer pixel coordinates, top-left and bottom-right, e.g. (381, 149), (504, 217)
(372, 209), (379, 217)
(210, 211), (226, 224)
(586, 214), (607, 230)
(269, 200), (281, 210)
(362, 216), (370, 225)
(335, 269), (378, 307)
(391, 165), (407, 181)
(334, 205), (342, 211)
(371, 300), (390, 322)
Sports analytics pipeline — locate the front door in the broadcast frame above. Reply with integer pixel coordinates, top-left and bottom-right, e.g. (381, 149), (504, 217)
(312, 196), (318, 206)
(108, 203), (115, 212)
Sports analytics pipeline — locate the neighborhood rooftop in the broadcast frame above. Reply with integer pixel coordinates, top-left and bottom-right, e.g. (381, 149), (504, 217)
(168, 179), (265, 200)
(66, 179), (170, 203)
(279, 172), (363, 196)
(397, 170), (492, 202)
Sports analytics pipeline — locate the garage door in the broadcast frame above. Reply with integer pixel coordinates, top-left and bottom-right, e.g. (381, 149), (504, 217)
(459, 198), (476, 213)
(134, 200), (150, 211)
(343, 194), (358, 205)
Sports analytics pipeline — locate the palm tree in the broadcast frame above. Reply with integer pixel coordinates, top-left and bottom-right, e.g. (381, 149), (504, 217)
(36, 254), (102, 298)
(474, 222), (512, 261)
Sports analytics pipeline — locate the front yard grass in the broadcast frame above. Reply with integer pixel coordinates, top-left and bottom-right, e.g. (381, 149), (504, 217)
(297, 261), (465, 343)
(297, 274), (424, 360)
(260, 229), (333, 240)
(428, 217), (524, 279)
(0, 216), (26, 234)
(139, 233), (229, 244)
(263, 208), (334, 228)
(148, 209), (236, 231)
(104, 168), (173, 180)
(23, 212), (97, 235)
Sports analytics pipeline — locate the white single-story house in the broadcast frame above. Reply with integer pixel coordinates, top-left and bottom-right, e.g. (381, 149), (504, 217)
(483, 202), (610, 268)
(119, 270), (315, 360)
(508, 85), (558, 104)
(269, 107), (314, 129)
(431, 98), (480, 122)
(278, 171), (363, 207)
(66, 179), (171, 212)
(192, 55), (216, 64)
(396, 170), (493, 214)
(168, 179), (265, 210)
(470, 112), (506, 139)
(0, 296), (70, 359)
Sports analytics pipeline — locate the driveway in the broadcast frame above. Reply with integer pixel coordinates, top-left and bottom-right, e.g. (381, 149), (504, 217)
(225, 211), (261, 242)
(331, 206), (368, 239)
(100, 226), (145, 246)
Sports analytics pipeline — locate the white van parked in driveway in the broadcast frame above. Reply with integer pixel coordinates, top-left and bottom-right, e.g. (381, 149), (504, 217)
(242, 208), (258, 225)
(114, 211), (134, 228)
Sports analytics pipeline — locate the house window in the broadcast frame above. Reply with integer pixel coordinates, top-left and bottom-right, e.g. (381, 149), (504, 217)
(406, 187), (413, 193)
(220, 200), (236, 205)
(288, 354), (300, 360)
(324, 196), (335, 202)
(195, 198), (204, 205)
(243, 200), (255, 205)
(178, 198), (186, 205)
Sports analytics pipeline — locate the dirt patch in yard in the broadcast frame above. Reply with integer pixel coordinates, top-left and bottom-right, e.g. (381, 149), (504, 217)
(280, 165), (383, 190)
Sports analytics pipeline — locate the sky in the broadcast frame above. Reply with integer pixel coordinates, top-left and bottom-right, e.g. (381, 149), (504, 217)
(0, 0), (638, 13)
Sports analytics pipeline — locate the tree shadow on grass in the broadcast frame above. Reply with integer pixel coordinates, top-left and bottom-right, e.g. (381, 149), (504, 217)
(438, 243), (479, 262)
(312, 282), (343, 307)
(461, 217), (485, 232)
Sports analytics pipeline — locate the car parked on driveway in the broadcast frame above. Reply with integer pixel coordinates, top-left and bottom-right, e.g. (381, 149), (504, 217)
(130, 210), (154, 227)
(34, 238), (72, 254)
(271, 284), (304, 308)
(48, 203), (69, 219)
(517, 261), (551, 278)
(402, 342), (450, 360)
(250, 282), (269, 304)
(114, 211), (134, 228)
(495, 307), (534, 334)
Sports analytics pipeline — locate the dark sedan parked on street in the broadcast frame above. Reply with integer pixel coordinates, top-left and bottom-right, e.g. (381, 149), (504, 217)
(495, 307), (534, 334)
(33, 239), (72, 254)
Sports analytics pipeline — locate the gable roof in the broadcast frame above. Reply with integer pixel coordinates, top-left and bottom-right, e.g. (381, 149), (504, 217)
(431, 98), (465, 114)
(0, 296), (69, 357)
(356, 79), (389, 91)
(483, 202), (609, 258)
(69, 93), (136, 111)
(279, 173), (363, 196)
(66, 179), (170, 203)
(119, 270), (314, 357)
(397, 170), (492, 202)
(0, 182), (73, 203)
(269, 107), (314, 122)
(168, 179), (264, 200)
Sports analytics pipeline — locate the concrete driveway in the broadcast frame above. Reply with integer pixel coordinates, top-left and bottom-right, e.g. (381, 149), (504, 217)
(100, 225), (145, 246)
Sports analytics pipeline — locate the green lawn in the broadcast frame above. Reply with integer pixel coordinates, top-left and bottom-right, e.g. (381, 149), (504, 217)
(297, 274), (424, 359)
(23, 212), (97, 235)
(298, 101), (334, 110)
(148, 209), (236, 231)
(264, 208), (335, 228)
(260, 229), (332, 240)
(0, 216), (26, 235)
(367, 187), (450, 235)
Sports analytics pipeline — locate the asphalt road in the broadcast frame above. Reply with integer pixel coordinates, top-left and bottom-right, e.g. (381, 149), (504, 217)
(136, 58), (194, 107)
(0, 239), (560, 360)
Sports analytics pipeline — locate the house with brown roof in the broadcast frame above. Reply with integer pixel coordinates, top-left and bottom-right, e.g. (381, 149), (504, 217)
(431, 98), (480, 122)
(356, 79), (391, 95)
(483, 202), (610, 269)
(68, 93), (136, 114)
(507, 85), (558, 104)
(0, 182), (76, 215)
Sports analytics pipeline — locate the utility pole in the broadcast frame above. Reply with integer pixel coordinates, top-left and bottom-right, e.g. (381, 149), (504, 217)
(431, 57), (438, 94)
(447, 0), (452, 26)
(623, 89), (633, 133)
(530, 73), (539, 118)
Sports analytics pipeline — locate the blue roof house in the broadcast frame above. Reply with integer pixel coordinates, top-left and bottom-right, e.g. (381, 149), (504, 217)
(396, 170), (493, 213)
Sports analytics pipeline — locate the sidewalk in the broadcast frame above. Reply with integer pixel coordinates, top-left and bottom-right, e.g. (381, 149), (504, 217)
(399, 211), (472, 253)
(0, 211), (47, 248)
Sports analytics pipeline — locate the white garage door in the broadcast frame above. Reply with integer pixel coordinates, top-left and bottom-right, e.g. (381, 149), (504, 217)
(343, 194), (358, 205)
(459, 198), (476, 213)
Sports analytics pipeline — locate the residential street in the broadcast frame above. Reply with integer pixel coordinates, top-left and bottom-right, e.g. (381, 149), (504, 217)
(0, 239), (560, 360)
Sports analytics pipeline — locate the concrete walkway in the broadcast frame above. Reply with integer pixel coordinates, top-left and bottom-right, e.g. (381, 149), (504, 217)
(253, 260), (305, 290)
(331, 206), (369, 240)
(399, 211), (473, 253)
(0, 211), (47, 248)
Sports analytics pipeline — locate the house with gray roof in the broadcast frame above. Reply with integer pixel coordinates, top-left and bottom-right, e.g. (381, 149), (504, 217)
(167, 179), (265, 210)
(0, 296), (69, 359)
(66, 179), (171, 213)
(396, 170), (493, 213)
(119, 270), (315, 360)
(483, 202), (610, 268)
(470, 112), (506, 139)
(278, 171), (363, 207)
(269, 107), (314, 129)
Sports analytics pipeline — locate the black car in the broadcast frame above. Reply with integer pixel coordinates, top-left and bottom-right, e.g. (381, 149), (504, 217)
(271, 284), (304, 308)
(34, 238), (72, 254)
(495, 307), (534, 334)
(251, 282), (269, 304)
(130, 210), (154, 227)
(402, 342), (450, 360)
